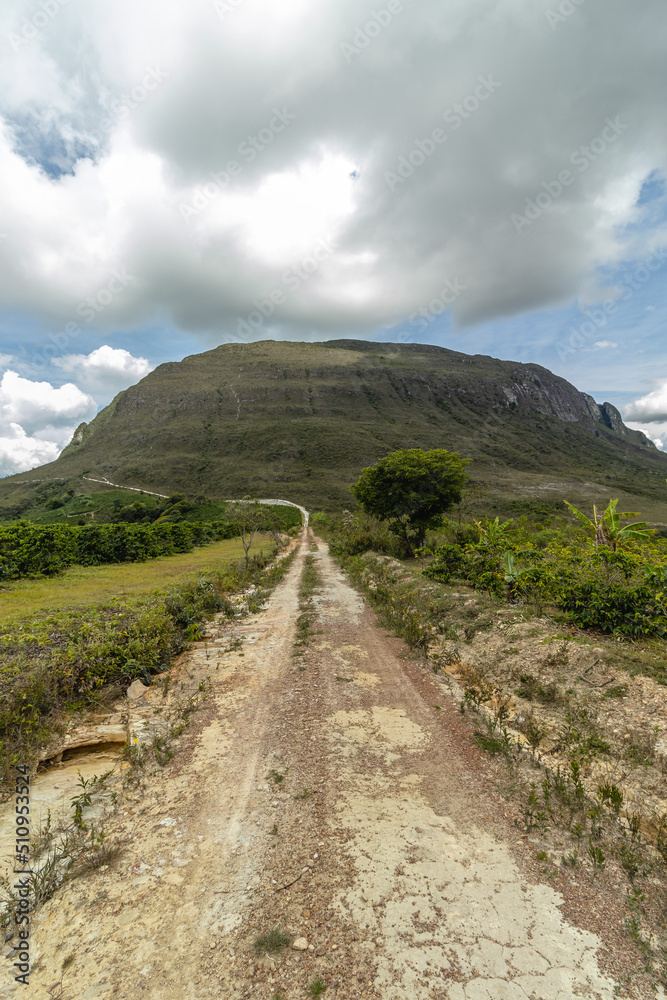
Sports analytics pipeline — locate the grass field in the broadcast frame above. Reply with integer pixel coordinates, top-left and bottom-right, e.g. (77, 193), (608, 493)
(0, 535), (273, 622)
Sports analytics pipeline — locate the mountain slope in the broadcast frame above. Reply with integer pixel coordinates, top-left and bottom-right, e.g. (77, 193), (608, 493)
(2, 339), (666, 519)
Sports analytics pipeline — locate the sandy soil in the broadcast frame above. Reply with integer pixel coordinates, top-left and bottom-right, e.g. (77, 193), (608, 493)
(1, 531), (661, 999)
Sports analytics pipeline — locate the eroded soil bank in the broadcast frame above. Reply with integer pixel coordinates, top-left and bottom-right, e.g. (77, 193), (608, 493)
(1, 532), (662, 999)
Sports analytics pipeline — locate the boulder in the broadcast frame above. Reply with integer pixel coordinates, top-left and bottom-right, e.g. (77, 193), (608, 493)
(126, 679), (150, 701)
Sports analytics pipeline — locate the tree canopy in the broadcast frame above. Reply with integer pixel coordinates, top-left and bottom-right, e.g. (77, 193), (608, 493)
(350, 448), (470, 553)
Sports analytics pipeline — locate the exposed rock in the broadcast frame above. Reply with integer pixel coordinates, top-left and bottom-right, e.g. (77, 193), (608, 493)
(40, 724), (127, 764)
(292, 937), (308, 951)
(581, 392), (603, 422)
(600, 401), (625, 433)
(126, 679), (150, 701)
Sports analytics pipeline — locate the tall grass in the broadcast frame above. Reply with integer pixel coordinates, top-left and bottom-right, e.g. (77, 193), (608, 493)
(0, 545), (290, 791)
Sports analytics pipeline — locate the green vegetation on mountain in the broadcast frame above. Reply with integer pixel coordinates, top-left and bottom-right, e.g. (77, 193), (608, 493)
(1, 339), (666, 522)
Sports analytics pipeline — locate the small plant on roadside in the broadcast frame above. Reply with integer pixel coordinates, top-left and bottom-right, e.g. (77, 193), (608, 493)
(151, 734), (174, 766)
(474, 717), (515, 761)
(587, 843), (606, 875)
(522, 716), (547, 752)
(307, 979), (328, 997)
(70, 773), (98, 828)
(624, 886), (653, 971)
(597, 782), (623, 816)
(518, 783), (550, 833)
(254, 929), (291, 954)
(45, 980), (69, 1000)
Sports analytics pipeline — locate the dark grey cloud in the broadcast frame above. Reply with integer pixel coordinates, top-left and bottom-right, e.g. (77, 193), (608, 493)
(0, 0), (665, 342)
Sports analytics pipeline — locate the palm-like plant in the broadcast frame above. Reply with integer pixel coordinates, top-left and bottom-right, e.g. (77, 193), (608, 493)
(563, 498), (652, 551)
(474, 516), (514, 549)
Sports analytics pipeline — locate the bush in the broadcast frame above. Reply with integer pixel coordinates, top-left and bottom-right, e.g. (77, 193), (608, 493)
(559, 580), (667, 637)
(326, 512), (413, 559)
(422, 519), (667, 637)
(0, 520), (241, 582)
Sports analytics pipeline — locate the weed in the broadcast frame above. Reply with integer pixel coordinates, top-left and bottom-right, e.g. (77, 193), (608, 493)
(518, 783), (550, 833)
(70, 832), (124, 876)
(628, 813), (642, 841)
(617, 842), (643, 883)
(474, 718), (515, 762)
(294, 788), (313, 800)
(557, 708), (610, 761)
(151, 735), (174, 766)
(70, 773), (95, 828)
(622, 729), (657, 766)
(624, 886), (653, 971)
(31, 809), (54, 860)
(307, 979), (328, 997)
(562, 852), (579, 867)
(521, 716), (547, 751)
(46, 981), (69, 1000)
(268, 769), (285, 785)
(254, 929), (291, 954)
(335, 675), (353, 682)
(463, 681), (493, 713)
(604, 684), (628, 699)
(597, 783), (623, 815)
(514, 673), (559, 704)
(544, 641), (570, 668)
(587, 843), (606, 874)
(270, 824), (278, 836)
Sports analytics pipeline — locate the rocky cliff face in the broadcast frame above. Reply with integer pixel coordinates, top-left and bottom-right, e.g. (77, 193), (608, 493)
(4, 339), (666, 510)
(581, 393), (655, 449)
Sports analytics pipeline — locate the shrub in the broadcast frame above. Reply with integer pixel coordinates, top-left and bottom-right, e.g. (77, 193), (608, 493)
(0, 520), (241, 582)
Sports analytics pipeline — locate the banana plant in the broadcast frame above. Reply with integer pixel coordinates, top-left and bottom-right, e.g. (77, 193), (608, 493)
(503, 550), (519, 582)
(563, 498), (652, 551)
(474, 516), (515, 549)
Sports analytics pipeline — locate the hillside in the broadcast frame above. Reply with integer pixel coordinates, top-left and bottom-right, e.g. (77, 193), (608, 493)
(2, 339), (667, 521)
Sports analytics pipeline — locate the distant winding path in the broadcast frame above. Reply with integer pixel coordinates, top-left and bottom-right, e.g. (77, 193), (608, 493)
(82, 475), (309, 526)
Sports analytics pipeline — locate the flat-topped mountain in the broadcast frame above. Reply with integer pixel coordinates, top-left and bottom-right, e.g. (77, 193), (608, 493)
(2, 340), (666, 518)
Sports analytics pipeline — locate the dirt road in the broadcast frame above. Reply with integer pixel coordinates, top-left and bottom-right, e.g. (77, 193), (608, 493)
(5, 532), (641, 999)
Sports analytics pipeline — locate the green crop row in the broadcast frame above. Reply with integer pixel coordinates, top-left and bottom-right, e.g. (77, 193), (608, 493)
(0, 520), (241, 582)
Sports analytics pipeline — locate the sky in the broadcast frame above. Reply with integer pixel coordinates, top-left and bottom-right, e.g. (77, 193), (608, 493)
(0, 0), (666, 477)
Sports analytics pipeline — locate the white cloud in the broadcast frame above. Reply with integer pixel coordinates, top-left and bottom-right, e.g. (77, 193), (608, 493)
(625, 420), (667, 452)
(593, 340), (618, 349)
(0, 0), (665, 342)
(0, 353), (15, 367)
(0, 370), (97, 477)
(624, 380), (667, 423)
(54, 345), (153, 396)
(0, 369), (95, 434)
(0, 422), (62, 477)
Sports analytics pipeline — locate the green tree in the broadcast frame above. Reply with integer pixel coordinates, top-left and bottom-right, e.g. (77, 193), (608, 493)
(350, 448), (469, 554)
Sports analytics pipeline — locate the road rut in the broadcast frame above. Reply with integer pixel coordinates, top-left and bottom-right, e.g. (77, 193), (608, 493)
(6, 532), (628, 999)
